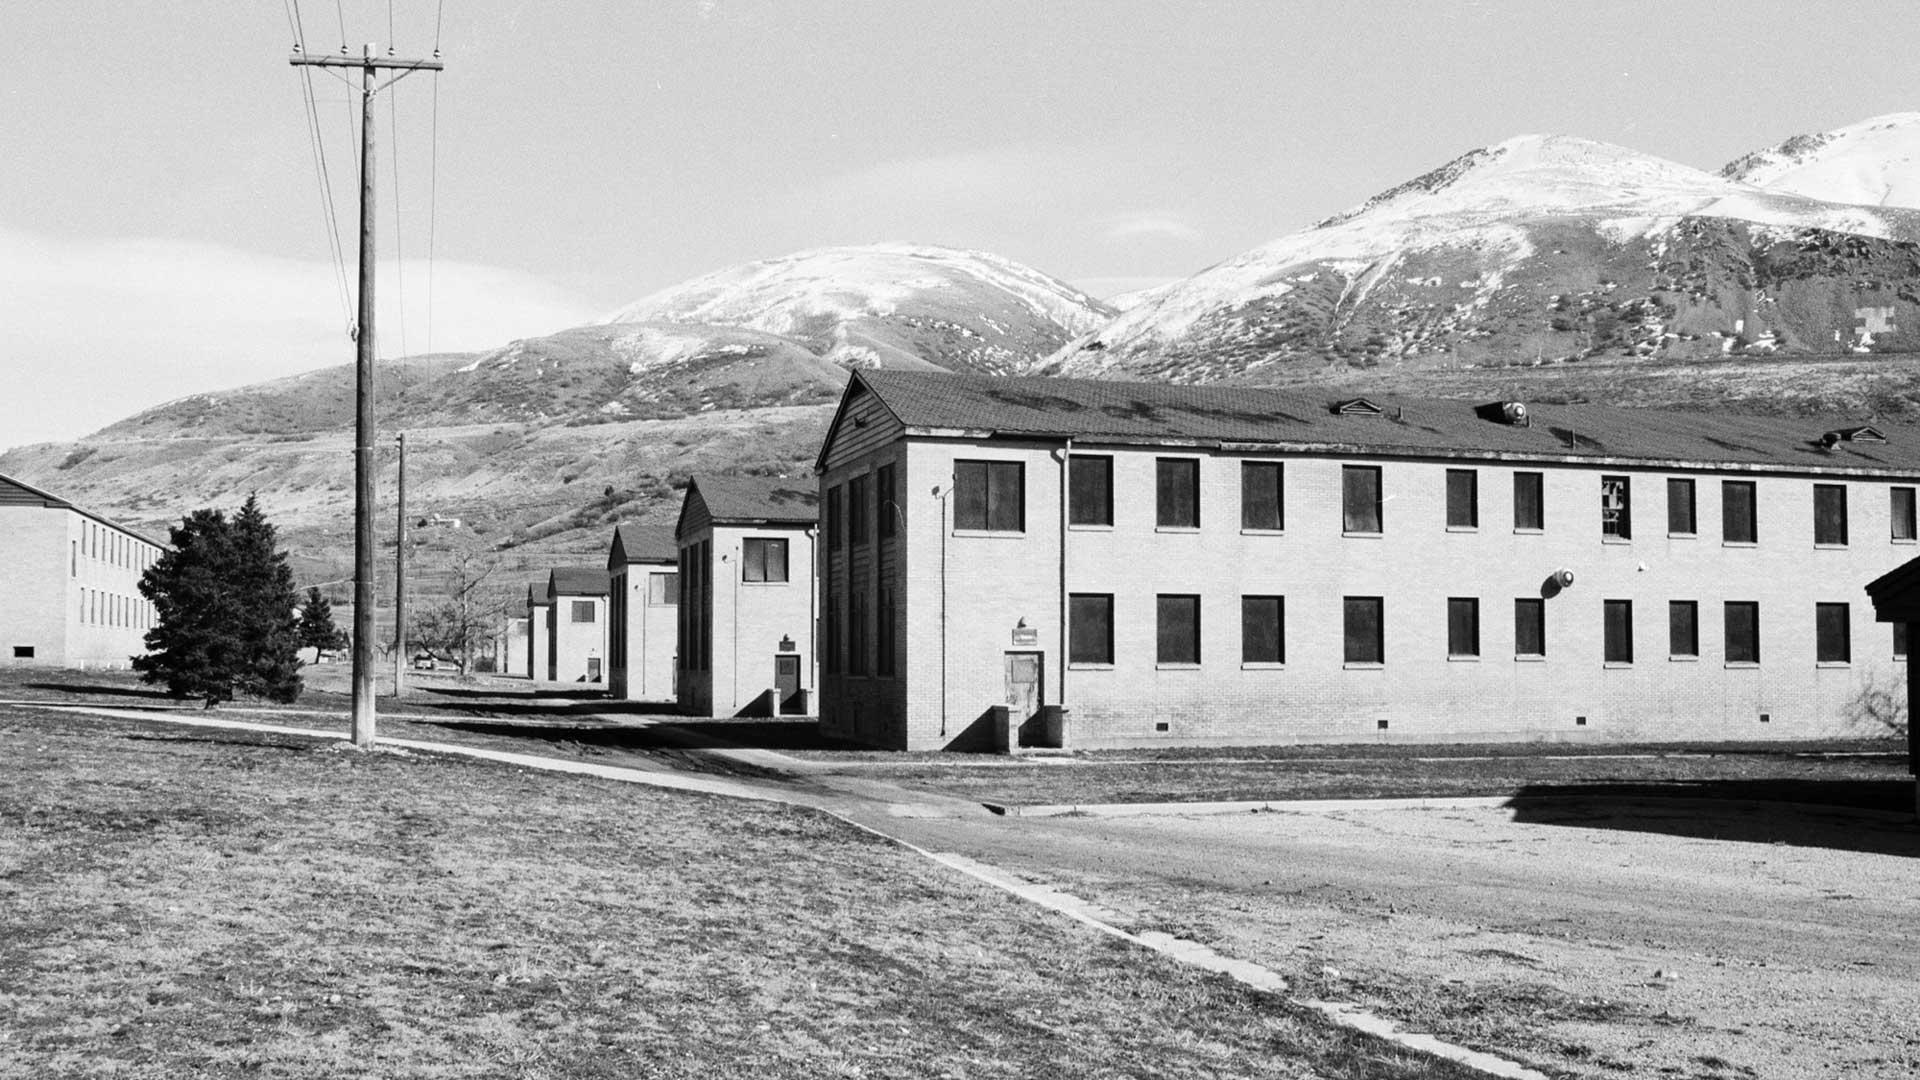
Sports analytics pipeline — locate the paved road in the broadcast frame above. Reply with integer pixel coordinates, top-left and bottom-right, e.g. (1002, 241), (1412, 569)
(835, 793), (1920, 1080)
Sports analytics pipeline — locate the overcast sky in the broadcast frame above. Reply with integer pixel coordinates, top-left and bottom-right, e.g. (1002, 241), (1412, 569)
(3, 0), (1916, 449)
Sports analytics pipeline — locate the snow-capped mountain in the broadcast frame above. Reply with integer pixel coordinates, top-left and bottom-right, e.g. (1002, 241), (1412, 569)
(603, 243), (1113, 375)
(1045, 127), (1920, 382)
(1724, 113), (1920, 209)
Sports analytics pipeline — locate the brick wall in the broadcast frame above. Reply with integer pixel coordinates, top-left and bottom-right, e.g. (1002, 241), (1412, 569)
(551, 593), (608, 686)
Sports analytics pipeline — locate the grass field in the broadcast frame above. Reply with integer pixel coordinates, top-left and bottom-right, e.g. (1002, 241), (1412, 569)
(0, 704), (1493, 1080)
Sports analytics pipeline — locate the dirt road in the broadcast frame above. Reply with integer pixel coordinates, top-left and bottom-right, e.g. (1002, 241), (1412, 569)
(849, 796), (1920, 1079)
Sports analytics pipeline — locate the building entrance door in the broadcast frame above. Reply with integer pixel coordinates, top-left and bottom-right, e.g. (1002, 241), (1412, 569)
(1004, 652), (1042, 741)
(774, 654), (801, 714)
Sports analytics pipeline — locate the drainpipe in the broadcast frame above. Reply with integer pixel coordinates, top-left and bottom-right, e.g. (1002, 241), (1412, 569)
(1058, 438), (1072, 711)
(934, 482), (951, 738)
(729, 545), (740, 712)
(806, 526), (818, 696)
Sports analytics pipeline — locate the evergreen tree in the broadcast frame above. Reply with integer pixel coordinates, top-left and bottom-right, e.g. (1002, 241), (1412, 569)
(135, 496), (304, 706)
(298, 586), (349, 654)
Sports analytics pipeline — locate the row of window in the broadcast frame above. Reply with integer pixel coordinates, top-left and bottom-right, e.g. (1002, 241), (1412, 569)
(950, 455), (1920, 544)
(1065, 594), (1890, 667)
(72, 521), (159, 577)
(827, 464), (900, 547)
(824, 586), (897, 678)
(79, 588), (152, 631)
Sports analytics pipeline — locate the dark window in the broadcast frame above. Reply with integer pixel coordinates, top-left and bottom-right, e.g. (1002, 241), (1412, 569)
(648, 573), (678, 606)
(1604, 600), (1633, 663)
(1669, 601), (1699, 658)
(1667, 478), (1696, 535)
(1816, 603), (1850, 663)
(1447, 598), (1480, 657)
(1343, 466), (1383, 533)
(1242, 462), (1283, 531)
(1893, 487), (1917, 541)
(1601, 476), (1630, 539)
(698, 541), (712, 669)
(1446, 470), (1478, 528)
(824, 598), (839, 675)
(877, 464), (896, 538)
(827, 485), (843, 549)
(571, 600), (595, 624)
(1241, 595), (1284, 664)
(877, 587), (896, 677)
(12, 646), (33, 659)
(1513, 472), (1543, 530)
(1069, 455), (1113, 526)
(1156, 458), (1200, 528)
(1725, 601), (1760, 663)
(1157, 594), (1200, 664)
(849, 474), (869, 547)
(955, 460), (1024, 532)
(742, 538), (788, 583)
(1895, 622), (1908, 659)
(1814, 485), (1848, 545)
(1722, 480), (1757, 543)
(849, 591), (867, 676)
(1344, 597), (1384, 663)
(1069, 594), (1114, 664)
(1514, 599), (1545, 657)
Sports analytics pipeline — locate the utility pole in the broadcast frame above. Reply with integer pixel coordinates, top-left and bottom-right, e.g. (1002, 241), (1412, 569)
(290, 44), (442, 748)
(394, 431), (408, 699)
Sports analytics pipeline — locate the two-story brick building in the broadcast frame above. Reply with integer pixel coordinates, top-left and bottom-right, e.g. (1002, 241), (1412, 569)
(0, 472), (165, 670)
(546, 567), (610, 685)
(607, 523), (678, 701)
(675, 476), (818, 717)
(815, 371), (1920, 750)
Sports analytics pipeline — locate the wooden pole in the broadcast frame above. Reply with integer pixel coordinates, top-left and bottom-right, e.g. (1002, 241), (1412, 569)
(291, 44), (441, 749)
(394, 431), (408, 699)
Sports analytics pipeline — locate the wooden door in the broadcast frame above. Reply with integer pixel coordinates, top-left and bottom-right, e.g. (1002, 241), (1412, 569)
(775, 654), (800, 712)
(1004, 652), (1042, 723)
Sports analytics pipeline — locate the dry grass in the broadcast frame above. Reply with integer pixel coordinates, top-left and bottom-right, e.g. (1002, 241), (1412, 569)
(0, 706), (1487, 1080)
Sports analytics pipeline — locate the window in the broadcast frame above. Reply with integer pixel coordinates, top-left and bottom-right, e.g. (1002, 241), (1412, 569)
(1895, 622), (1908, 659)
(1343, 466), (1383, 533)
(1156, 458), (1200, 528)
(1669, 601), (1699, 658)
(1513, 472), (1543, 531)
(1603, 600), (1633, 663)
(1241, 462), (1283, 531)
(955, 460), (1024, 532)
(827, 485), (843, 549)
(1816, 603), (1851, 663)
(1447, 598), (1480, 658)
(1514, 599), (1545, 657)
(648, 572), (678, 605)
(877, 464), (896, 538)
(1069, 455), (1113, 526)
(1601, 476), (1630, 539)
(12, 646), (32, 659)
(1667, 478), (1696, 535)
(570, 600), (596, 624)
(1814, 485), (1848, 545)
(877, 588), (895, 677)
(824, 598), (839, 675)
(1446, 470), (1478, 528)
(849, 474), (869, 547)
(1069, 594), (1114, 664)
(70, 540), (77, 577)
(1725, 602), (1760, 664)
(1344, 597), (1384, 663)
(1241, 595), (1284, 664)
(743, 538), (789, 583)
(1156, 594), (1200, 664)
(1893, 487), (1916, 541)
(1722, 480), (1757, 543)
(849, 592), (867, 676)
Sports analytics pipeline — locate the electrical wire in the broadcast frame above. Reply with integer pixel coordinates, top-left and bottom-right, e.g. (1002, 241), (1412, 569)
(285, 0), (355, 332)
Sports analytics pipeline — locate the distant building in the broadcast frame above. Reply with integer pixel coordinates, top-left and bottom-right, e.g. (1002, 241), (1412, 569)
(496, 616), (530, 677)
(0, 472), (166, 670)
(675, 476), (818, 717)
(607, 523), (678, 701)
(526, 581), (552, 680)
(815, 370), (1920, 750)
(547, 567), (610, 685)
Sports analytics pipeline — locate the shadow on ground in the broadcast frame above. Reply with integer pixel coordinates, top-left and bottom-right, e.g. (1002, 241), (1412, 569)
(423, 717), (860, 753)
(407, 685), (683, 719)
(26, 682), (174, 701)
(1507, 779), (1919, 858)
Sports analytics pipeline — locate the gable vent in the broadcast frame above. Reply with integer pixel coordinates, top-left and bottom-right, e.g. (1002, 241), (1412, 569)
(1332, 397), (1385, 417)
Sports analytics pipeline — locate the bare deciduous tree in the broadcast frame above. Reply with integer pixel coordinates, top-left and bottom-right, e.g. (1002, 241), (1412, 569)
(412, 545), (515, 677)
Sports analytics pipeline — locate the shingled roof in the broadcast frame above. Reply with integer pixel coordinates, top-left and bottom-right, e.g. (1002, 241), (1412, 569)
(548, 566), (609, 597)
(0, 471), (168, 547)
(609, 523), (677, 566)
(688, 476), (818, 524)
(835, 371), (1920, 475)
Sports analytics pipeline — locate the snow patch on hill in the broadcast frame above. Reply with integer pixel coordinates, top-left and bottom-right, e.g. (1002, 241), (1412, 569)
(1724, 113), (1920, 210)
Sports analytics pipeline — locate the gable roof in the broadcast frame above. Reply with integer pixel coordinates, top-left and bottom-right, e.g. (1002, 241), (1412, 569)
(680, 476), (818, 536)
(837, 371), (1920, 475)
(549, 566), (610, 597)
(608, 523), (677, 568)
(528, 580), (553, 605)
(0, 471), (168, 546)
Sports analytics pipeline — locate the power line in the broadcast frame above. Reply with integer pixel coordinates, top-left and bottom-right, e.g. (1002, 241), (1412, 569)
(285, 0), (354, 331)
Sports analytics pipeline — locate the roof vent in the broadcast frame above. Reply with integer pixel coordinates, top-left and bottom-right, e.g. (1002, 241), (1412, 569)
(1332, 397), (1385, 417)
(1501, 401), (1530, 426)
(1818, 425), (1887, 448)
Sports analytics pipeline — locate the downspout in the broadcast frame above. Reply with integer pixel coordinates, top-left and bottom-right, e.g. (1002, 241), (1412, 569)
(1059, 438), (1072, 711)
(729, 544), (740, 712)
(806, 525), (817, 696)
(936, 482), (950, 739)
